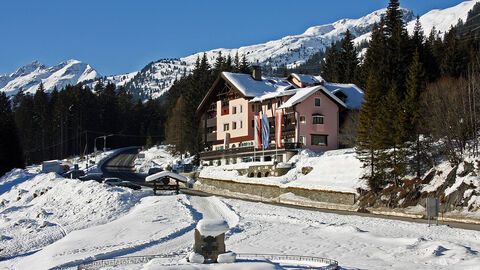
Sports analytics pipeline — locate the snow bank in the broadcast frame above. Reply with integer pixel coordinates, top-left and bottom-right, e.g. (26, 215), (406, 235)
(188, 252), (205, 263)
(0, 170), (148, 260)
(0, 168), (35, 196)
(199, 148), (367, 194)
(9, 195), (194, 270)
(217, 252), (236, 263)
(196, 219), (229, 237)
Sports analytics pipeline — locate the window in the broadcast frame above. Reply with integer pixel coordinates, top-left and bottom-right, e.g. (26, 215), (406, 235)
(232, 106), (237, 114)
(251, 119), (254, 128)
(313, 115), (324, 124)
(315, 97), (321, 107)
(268, 102), (272, 110)
(239, 105), (243, 113)
(232, 121), (237, 129)
(311, 134), (327, 146)
(299, 136), (305, 145)
(300, 115), (306, 124)
(223, 123), (229, 131)
(277, 99), (281, 107)
(251, 104), (255, 112)
(239, 120), (243, 129)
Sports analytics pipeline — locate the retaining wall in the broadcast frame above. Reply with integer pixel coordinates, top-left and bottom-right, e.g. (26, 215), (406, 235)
(195, 177), (356, 205)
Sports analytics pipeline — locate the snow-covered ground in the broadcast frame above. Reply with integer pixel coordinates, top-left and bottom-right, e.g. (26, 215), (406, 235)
(1, 166), (479, 269)
(1, 146), (480, 269)
(200, 148), (368, 193)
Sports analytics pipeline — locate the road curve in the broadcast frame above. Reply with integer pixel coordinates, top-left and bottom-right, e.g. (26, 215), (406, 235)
(101, 147), (148, 186)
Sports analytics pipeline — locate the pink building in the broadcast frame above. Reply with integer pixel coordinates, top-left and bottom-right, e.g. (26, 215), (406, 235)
(197, 67), (364, 165)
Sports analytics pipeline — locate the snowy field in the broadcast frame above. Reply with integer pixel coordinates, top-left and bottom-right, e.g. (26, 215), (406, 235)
(1, 168), (479, 269)
(1, 146), (480, 269)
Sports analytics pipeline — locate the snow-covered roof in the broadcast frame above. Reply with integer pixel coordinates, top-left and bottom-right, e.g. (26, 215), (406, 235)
(278, 85), (346, 109)
(196, 219), (229, 237)
(198, 71), (362, 113)
(249, 88), (298, 103)
(145, 171), (189, 183)
(290, 73), (320, 84)
(222, 72), (290, 97)
(323, 82), (364, 109)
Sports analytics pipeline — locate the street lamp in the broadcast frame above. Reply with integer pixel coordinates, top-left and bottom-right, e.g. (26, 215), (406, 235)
(94, 134), (114, 164)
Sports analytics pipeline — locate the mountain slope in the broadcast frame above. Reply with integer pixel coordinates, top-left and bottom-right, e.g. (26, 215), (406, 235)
(405, 0), (478, 35)
(2, 1), (477, 99)
(116, 7), (415, 99)
(0, 59), (100, 96)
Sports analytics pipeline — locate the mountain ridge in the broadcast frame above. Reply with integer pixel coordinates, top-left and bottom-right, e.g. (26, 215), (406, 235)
(1, 1), (477, 99)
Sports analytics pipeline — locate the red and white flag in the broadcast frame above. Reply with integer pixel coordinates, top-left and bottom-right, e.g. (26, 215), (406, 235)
(275, 111), (283, 148)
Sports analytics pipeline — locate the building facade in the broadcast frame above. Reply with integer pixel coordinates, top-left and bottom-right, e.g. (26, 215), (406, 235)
(197, 67), (364, 165)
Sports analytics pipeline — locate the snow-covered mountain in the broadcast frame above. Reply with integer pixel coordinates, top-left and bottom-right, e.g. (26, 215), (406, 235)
(110, 7), (415, 99)
(2, 1), (477, 99)
(0, 59), (100, 97)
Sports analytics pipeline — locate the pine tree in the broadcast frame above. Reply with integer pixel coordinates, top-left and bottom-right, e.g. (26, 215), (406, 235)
(165, 95), (186, 155)
(376, 87), (407, 187)
(239, 54), (250, 74)
(234, 52), (241, 72)
(224, 54), (233, 72)
(214, 51), (225, 76)
(33, 83), (49, 161)
(404, 49), (427, 177)
(321, 42), (340, 82)
(339, 29), (358, 82)
(357, 71), (383, 191)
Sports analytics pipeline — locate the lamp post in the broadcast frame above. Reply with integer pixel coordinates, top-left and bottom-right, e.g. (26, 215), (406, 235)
(94, 134), (114, 164)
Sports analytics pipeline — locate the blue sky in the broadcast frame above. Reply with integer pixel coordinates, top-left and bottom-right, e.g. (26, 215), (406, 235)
(0, 0), (468, 76)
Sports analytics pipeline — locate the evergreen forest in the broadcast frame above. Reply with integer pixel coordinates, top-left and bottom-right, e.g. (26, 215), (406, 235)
(0, 82), (166, 176)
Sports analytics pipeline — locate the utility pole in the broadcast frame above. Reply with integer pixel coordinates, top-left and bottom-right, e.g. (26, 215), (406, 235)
(94, 134), (114, 164)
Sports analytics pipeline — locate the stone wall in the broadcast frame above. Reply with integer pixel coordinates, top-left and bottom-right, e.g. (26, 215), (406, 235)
(196, 177), (356, 205)
(236, 165), (291, 178)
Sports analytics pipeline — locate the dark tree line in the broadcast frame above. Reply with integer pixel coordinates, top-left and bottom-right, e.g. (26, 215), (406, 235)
(0, 82), (166, 171)
(0, 92), (24, 176)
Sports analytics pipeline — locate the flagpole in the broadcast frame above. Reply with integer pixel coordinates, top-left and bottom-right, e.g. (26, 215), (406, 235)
(275, 111), (278, 164)
(253, 114), (256, 162)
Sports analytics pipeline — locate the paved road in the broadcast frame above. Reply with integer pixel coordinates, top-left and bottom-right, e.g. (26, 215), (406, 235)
(101, 147), (149, 186)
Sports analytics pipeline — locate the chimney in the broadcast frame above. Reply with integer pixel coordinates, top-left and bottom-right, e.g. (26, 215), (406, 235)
(252, 65), (262, 81)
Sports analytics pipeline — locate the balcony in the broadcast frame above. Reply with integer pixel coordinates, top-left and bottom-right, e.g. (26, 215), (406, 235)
(206, 133), (217, 142)
(199, 143), (303, 160)
(206, 117), (217, 128)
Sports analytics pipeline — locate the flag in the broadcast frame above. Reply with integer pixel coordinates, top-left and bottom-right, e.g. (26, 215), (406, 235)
(276, 111), (283, 148)
(254, 115), (262, 149)
(262, 113), (269, 149)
